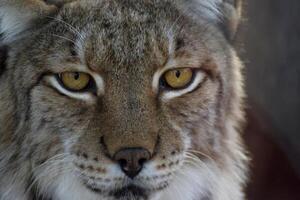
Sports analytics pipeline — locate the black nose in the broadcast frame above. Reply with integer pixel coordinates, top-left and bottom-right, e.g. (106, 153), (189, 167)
(113, 148), (151, 179)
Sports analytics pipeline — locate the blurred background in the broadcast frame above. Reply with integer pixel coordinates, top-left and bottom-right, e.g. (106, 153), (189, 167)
(240, 0), (300, 199)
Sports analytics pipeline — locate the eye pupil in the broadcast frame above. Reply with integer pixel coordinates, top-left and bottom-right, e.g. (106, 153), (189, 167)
(163, 68), (193, 89)
(74, 72), (80, 80)
(175, 70), (181, 78)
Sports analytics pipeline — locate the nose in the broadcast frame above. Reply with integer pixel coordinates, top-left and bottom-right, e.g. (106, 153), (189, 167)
(113, 148), (151, 179)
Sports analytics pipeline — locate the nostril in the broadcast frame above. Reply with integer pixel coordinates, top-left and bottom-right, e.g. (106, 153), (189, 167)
(113, 148), (151, 179)
(138, 158), (147, 166)
(118, 159), (128, 169)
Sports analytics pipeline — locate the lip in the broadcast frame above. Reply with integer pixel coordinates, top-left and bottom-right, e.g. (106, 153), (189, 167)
(110, 185), (148, 199)
(78, 168), (171, 198)
(82, 178), (148, 197)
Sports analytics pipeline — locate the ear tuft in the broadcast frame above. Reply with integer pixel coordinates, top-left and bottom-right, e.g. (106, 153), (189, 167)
(0, 0), (58, 45)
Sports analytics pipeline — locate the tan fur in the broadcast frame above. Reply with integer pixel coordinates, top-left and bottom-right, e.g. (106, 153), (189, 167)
(0, 0), (248, 200)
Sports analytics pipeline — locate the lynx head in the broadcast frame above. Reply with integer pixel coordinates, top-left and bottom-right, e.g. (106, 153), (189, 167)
(0, 0), (247, 200)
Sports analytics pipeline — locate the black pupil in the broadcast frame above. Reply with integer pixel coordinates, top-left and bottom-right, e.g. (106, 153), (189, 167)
(73, 72), (80, 80)
(175, 70), (181, 78)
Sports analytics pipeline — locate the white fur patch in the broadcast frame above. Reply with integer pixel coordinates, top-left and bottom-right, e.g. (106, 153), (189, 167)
(53, 173), (102, 200)
(160, 160), (244, 200)
(161, 164), (212, 200)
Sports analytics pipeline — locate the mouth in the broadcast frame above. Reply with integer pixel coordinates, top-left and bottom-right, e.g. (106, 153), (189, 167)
(78, 168), (172, 199)
(110, 185), (148, 199)
(83, 181), (149, 199)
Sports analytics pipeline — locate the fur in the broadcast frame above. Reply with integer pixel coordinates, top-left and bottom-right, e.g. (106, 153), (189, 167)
(0, 0), (248, 200)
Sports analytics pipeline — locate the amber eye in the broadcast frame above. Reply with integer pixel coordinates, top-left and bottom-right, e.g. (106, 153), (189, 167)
(59, 72), (91, 91)
(163, 68), (194, 89)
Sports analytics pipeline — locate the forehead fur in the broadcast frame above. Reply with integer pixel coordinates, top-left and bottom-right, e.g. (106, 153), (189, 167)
(46, 0), (223, 67)
(0, 0), (224, 44)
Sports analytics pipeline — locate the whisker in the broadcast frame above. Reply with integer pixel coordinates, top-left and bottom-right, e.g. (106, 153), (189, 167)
(186, 149), (214, 161)
(46, 16), (85, 42)
(25, 153), (72, 195)
(51, 34), (77, 45)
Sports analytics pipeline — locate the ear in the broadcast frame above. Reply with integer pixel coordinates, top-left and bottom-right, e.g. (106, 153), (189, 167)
(220, 0), (243, 41)
(0, 0), (60, 45)
(176, 0), (243, 41)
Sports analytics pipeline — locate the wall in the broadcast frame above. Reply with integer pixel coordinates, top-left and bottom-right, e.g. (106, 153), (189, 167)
(241, 0), (300, 172)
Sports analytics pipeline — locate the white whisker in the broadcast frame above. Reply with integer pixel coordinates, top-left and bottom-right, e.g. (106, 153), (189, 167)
(51, 34), (77, 46)
(46, 16), (85, 42)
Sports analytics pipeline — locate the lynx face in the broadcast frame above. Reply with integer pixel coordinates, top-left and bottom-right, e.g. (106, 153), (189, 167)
(0, 1), (247, 200)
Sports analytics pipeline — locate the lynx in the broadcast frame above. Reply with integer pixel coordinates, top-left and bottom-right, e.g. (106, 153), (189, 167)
(0, 0), (248, 200)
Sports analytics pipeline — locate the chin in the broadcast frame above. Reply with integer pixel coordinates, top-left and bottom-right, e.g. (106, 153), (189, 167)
(48, 173), (163, 200)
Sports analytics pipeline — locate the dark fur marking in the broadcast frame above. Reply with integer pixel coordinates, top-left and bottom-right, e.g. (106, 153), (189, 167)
(218, 20), (232, 42)
(8, 151), (20, 164)
(99, 136), (113, 160)
(215, 74), (224, 128)
(200, 191), (213, 200)
(36, 118), (47, 131)
(82, 153), (89, 159)
(175, 38), (185, 51)
(0, 46), (7, 77)
(69, 41), (78, 57)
